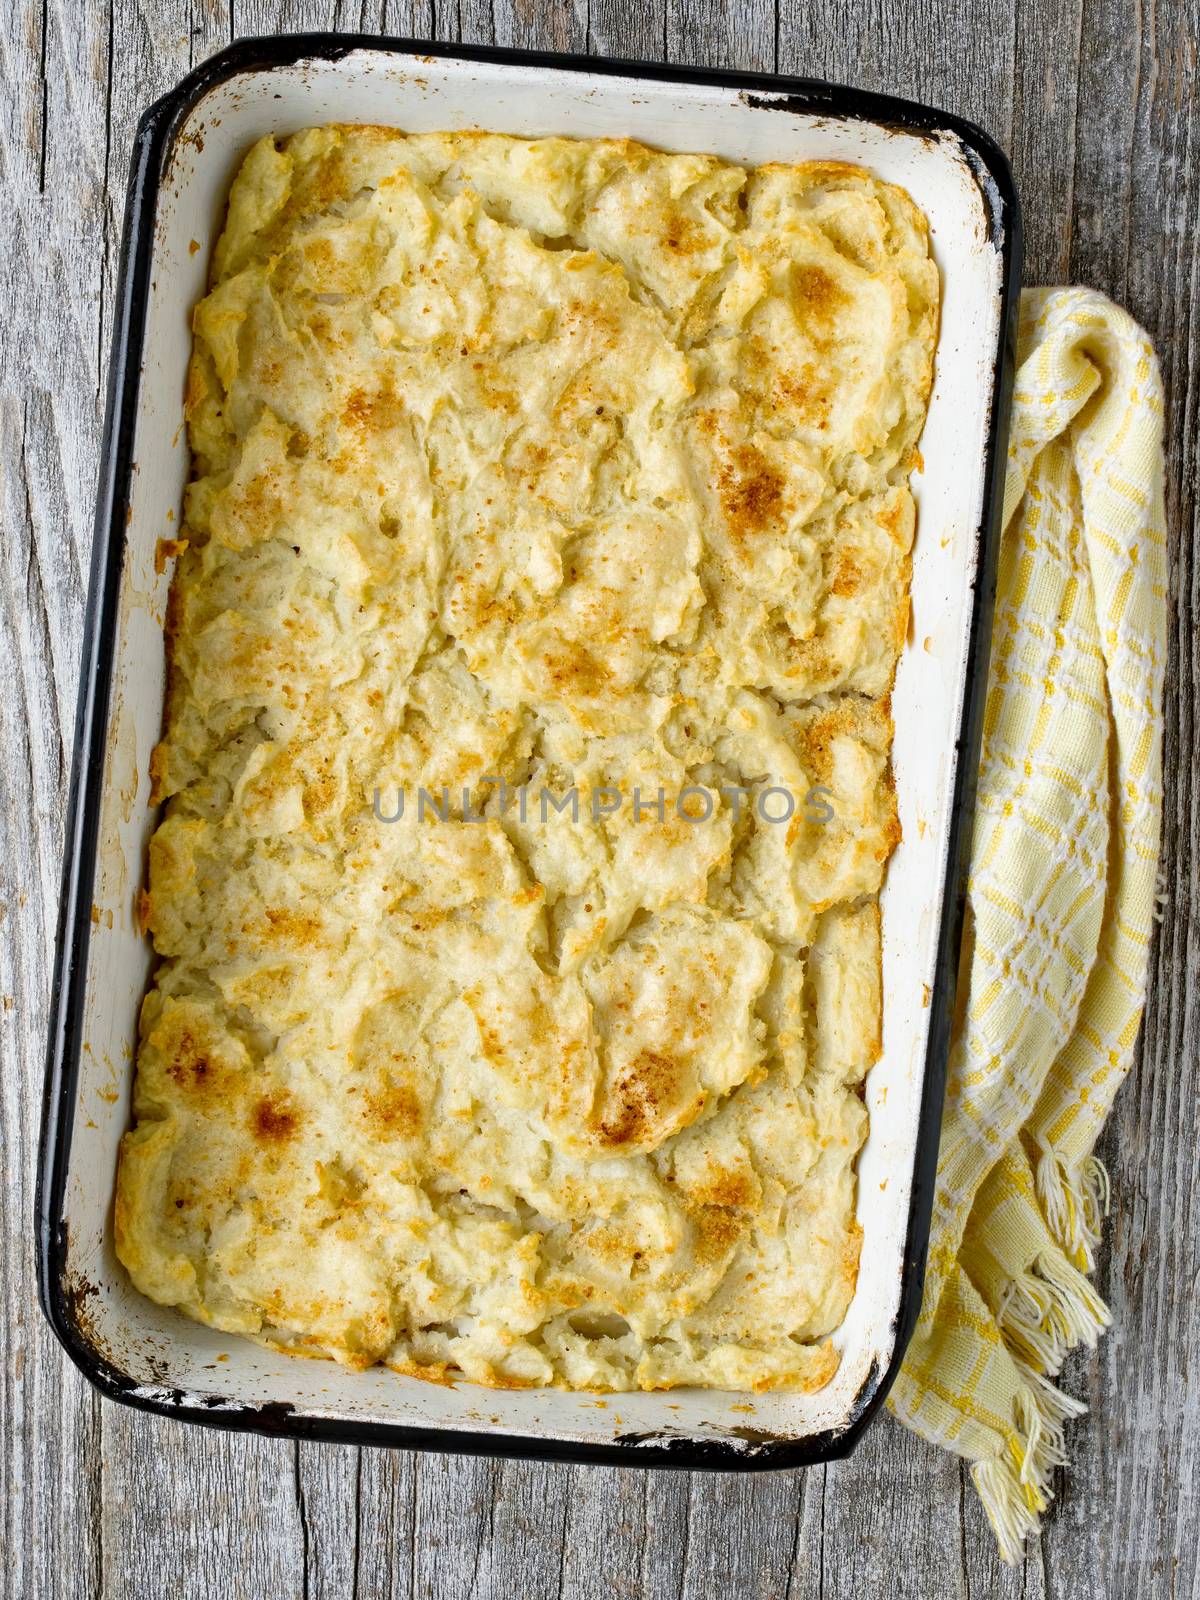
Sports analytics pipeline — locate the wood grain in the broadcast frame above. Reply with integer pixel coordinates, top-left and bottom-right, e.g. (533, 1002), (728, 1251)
(1, 0), (1197, 1595)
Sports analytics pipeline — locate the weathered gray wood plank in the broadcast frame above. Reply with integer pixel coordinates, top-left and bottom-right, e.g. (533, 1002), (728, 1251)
(98, 1415), (306, 1600)
(294, 1440), (361, 1600)
(492, 0), (587, 54)
(2, 0), (1198, 1597)
(1049, 0), (1200, 1593)
(587, 0), (666, 62)
(558, 1467), (658, 1600)
(666, 0), (776, 72)
(1, 0), (114, 1597)
(354, 1446), (418, 1599)
(778, 0), (1018, 144)
(1010, 0), (1084, 284)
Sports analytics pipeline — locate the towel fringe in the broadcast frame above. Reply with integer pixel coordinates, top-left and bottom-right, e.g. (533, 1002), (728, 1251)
(977, 1243), (1108, 1562)
(974, 1368), (1088, 1564)
(972, 1458), (1039, 1566)
(1035, 1142), (1111, 1270)
(996, 1249), (1111, 1377)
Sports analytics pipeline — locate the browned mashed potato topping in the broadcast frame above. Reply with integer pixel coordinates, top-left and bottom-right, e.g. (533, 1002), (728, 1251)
(115, 126), (938, 1393)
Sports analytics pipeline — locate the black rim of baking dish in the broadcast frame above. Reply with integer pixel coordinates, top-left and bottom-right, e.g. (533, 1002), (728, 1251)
(37, 31), (1022, 1470)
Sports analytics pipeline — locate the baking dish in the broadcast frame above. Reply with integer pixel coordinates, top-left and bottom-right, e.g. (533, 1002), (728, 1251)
(37, 33), (1020, 1467)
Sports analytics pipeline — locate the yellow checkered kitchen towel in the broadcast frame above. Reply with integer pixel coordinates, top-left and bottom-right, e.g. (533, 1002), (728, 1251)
(887, 288), (1168, 1559)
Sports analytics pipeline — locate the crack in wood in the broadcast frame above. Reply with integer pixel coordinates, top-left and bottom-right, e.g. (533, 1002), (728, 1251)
(37, 0), (49, 192)
(294, 1442), (312, 1600)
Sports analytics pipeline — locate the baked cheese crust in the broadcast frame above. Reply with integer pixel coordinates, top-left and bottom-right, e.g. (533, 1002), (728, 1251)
(115, 126), (938, 1392)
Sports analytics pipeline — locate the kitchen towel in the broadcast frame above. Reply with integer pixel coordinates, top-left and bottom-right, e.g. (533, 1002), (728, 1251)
(888, 288), (1168, 1560)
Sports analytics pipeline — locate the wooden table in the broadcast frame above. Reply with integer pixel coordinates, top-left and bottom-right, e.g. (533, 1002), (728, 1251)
(2, 2), (1196, 1596)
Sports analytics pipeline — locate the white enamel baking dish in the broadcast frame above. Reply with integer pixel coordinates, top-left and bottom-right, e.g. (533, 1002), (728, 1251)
(38, 35), (1020, 1467)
